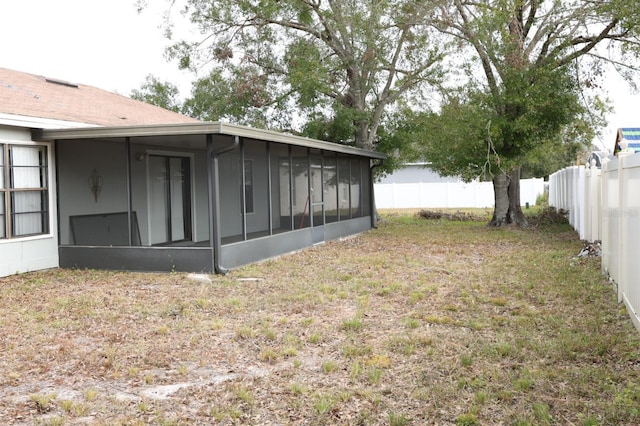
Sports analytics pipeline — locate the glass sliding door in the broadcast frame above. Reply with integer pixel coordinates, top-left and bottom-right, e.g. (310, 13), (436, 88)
(148, 154), (192, 245)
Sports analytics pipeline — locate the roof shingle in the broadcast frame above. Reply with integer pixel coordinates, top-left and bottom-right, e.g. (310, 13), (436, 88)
(0, 67), (198, 126)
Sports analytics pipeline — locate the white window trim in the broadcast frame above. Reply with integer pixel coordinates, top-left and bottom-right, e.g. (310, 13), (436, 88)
(0, 139), (54, 243)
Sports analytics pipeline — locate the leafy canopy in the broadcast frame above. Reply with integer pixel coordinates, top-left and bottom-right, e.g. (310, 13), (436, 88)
(148, 0), (446, 150)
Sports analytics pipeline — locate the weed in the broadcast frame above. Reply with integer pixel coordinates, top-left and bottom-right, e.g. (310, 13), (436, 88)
(342, 317), (363, 332)
(234, 385), (254, 405)
(403, 317), (420, 329)
(42, 417), (65, 426)
(342, 342), (373, 358)
(290, 382), (306, 395)
(474, 391), (488, 405)
(227, 297), (244, 311)
(314, 394), (336, 415)
(387, 334), (433, 355)
(366, 354), (392, 369)
(235, 326), (255, 340)
(138, 399), (152, 413)
(259, 347), (280, 363)
(488, 297), (509, 306)
(7, 371), (20, 383)
(613, 381), (640, 418)
(321, 360), (339, 373)
(29, 393), (56, 413)
(532, 402), (552, 425)
(281, 345), (298, 357)
(83, 389), (98, 401)
(424, 314), (456, 325)
(101, 346), (118, 369)
(262, 328), (277, 341)
(460, 354), (473, 368)
(308, 333), (322, 344)
(60, 399), (74, 413)
(73, 403), (90, 416)
(162, 302), (189, 318)
(456, 412), (479, 426)
(300, 317), (315, 327)
(493, 342), (514, 358)
(366, 366), (383, 384)
(515, 377), (534, 392)
(349, 361), (363, 380)
(209, 319), (224, 330)
(389, 411), (411, 426)
(194, 298), (209, 309)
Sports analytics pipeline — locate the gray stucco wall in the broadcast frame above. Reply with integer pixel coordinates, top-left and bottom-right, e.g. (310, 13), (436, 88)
(57, 139), (211, 246)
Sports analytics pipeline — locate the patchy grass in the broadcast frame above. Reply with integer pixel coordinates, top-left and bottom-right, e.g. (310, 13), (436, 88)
(1, 211), (639, 425)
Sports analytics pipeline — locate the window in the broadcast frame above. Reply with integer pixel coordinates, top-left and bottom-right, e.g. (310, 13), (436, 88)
(0, 144), (49, 239)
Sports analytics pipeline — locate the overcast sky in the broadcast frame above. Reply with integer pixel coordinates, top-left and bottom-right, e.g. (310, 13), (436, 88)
(0, 0), (194, 95)
(0, 0), (636, 151)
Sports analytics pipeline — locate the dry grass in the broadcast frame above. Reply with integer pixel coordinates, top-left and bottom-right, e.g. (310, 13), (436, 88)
(1, 211), (639, 425)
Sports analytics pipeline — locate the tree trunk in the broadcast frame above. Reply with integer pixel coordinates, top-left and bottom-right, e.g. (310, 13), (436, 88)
(489, 171), (510, 226)
(506, 166), (528, 226)
(488, 167), (528, 227)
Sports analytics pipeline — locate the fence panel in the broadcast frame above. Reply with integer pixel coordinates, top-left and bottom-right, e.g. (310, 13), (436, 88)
(584, 167), (601, 242)
(621, 155), (640, 328)
(549, 155), (640, 332)
(549, 166), (586, 239)
(602, 159), (620, 294)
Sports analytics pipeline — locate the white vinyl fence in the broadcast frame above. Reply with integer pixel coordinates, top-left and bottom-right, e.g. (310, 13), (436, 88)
(549, 153), (640, 332)
(374, 178), (545, 209)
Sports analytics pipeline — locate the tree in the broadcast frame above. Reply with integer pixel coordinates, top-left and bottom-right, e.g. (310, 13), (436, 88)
(142, 0), (445, 151)
(130, 75), (183, 113)
(429, 0), (640, 226)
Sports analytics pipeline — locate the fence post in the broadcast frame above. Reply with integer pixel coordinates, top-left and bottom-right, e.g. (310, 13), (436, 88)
(617, 154), (629, 303)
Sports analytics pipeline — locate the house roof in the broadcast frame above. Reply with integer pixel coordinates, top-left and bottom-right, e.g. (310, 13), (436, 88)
(0, 67), (198, 127)
(3, 67), (385, 159)
(33, 122), (387, 159)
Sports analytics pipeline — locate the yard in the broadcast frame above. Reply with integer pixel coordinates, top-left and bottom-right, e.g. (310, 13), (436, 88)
(1, 209), (639, 425)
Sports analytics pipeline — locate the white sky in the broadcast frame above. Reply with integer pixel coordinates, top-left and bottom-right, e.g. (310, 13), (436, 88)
(0, 0), (195, 96)
(0, 0), (637, 152)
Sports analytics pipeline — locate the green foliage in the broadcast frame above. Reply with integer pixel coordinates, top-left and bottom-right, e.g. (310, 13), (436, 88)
(130, 75), (182, 113)
(183, 67), (277, 127)
(139, 0), (640, 187)
(154, 0), (444, 149)
(426, 0), (640, 223)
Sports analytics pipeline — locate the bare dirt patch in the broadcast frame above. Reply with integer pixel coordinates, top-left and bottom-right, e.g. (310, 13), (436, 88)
(1, 213), (639, 425)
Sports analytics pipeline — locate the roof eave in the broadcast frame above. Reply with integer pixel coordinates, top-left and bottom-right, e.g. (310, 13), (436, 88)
(32, 121), (387, 160)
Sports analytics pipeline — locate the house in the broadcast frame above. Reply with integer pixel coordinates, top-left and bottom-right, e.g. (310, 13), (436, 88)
(0, 67), (385, 277)
(613, 128), (640, 155)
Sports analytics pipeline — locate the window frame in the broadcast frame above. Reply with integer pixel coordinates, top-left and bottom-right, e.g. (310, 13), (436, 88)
(0, 141), (53, 241)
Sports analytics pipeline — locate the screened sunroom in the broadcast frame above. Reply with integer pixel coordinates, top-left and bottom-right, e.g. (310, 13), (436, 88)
(34, 122), (385, 273)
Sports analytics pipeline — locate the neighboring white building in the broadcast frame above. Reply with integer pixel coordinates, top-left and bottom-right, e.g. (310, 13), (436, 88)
(375, 163), (545, 209)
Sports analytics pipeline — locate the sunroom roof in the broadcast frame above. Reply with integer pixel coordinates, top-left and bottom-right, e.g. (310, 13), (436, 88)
(33, 121), (386, 159)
